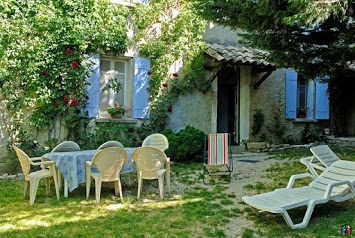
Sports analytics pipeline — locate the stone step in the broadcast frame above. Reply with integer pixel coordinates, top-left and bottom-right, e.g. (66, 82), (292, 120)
(231, 145), (246, 154)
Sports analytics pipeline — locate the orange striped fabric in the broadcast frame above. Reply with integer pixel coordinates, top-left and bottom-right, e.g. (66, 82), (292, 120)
(207, 133), (229, 165)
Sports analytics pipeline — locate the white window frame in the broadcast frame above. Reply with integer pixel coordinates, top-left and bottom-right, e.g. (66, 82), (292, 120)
(99, 55), (133, 118)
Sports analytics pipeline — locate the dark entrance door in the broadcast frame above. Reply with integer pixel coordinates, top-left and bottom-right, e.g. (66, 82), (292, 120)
(217, 67), (239, 144)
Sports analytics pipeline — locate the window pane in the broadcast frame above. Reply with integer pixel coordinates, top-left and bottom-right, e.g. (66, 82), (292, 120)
(298, 78), (307, 108)
(115, 61), (125, 73)
(101, 60), (110, 72)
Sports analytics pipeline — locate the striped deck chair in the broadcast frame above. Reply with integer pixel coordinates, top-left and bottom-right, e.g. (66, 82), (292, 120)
(203, 133), (233, 184)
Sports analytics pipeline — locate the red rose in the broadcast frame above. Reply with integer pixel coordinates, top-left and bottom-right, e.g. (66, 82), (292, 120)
(66, 48), (73, 54)
(172, 72), (178, 77)
(128, 127), (135, 133)
(71, 99), (78, 106)
(54, 102), (59, 107)
(43, 69), (49, 75)
(71, 61), (78, 68)
(148, 71), (152, 76)
(167, 106), (172, 112)
(63, 97), (69, 103)
(162, 83), (168, 87)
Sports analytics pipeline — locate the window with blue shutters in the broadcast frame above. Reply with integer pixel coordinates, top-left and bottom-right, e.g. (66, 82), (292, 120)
(85, 54), (150, 119)
(285, 70), (329, 120)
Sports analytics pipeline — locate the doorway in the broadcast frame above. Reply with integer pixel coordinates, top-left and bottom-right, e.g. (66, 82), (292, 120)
(217, 67), (239, 144)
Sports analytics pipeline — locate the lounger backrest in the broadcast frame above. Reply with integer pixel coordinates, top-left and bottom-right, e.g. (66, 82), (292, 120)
(310, 160), (355, 195)
(310, 145), (340, 167)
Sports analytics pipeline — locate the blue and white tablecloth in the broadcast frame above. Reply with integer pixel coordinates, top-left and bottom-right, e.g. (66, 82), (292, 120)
(42, 148), (137, 192)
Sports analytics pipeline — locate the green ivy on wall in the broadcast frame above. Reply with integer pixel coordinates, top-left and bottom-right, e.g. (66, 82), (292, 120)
(0, 0), (129, 143)
(133, 0), (210, 130)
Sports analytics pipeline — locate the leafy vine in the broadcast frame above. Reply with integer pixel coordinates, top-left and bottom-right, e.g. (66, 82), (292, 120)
(133, 0), (210, 130)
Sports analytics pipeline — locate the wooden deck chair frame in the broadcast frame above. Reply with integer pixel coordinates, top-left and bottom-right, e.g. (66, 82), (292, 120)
(203, 133), (233, 184)
(242, 160), (355, 229)
(300, 145), (341, 178)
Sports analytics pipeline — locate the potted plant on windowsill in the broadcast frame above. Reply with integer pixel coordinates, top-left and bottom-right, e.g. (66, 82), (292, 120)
(297, 106), (308, 118)
(106, 103), (130, 118)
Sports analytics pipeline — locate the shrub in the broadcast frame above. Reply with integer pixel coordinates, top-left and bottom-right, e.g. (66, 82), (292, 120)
(162, 125), (206, 163)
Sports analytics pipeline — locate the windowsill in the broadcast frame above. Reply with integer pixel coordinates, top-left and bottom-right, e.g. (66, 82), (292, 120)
(96, 117), (138, 124)
(294, 118), (318, 123)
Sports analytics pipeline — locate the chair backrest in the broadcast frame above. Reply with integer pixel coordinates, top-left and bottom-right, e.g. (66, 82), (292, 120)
(91, 147), (128, 181)
(142, 133), (168, 151)
(310, 160), (355, 195)
(97, 141), (124, 150)
(13, 146), (32, 180)
(52, 141), (80, 152)
(310, 145), (340, 167)
(132, 146), (167, 179)
(205, 133), (230, 165)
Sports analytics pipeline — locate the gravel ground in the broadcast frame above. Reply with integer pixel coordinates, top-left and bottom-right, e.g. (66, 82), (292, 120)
(202, 152), (287, 238)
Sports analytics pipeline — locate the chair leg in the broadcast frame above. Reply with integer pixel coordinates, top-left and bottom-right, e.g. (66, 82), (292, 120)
(86, 177), (91, 199)
(281, 202), (316, 229)
(29, 178), (40, 205)
(51, 166), (60, 200)
(137, 171), (142, 199)
(114, 179), (124, 203)
(24, 180), (30, 197)
(95, 178), (102, 204)
(57, 169), (62, 190)
(45, 177), (51, 195)
(158, 175), (164, 199)
(166, 163), (170, 194)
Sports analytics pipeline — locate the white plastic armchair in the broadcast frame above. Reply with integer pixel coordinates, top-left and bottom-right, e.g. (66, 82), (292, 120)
(97, 141), (124, 150)
(51, 141), (81, 196)
(13, 146), (60, 205)
(142, 133), (170, 194)
(132, 146), (168, 199)
(86, 147), (128, 203)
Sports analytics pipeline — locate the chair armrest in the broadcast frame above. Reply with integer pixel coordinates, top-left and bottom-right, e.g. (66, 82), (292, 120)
(86, 161), (92, 166)
(30, 157), (44, 162)
(287, 173), (314, 188)
(31, 161), (55, 167)
(323, 180), (354, 199)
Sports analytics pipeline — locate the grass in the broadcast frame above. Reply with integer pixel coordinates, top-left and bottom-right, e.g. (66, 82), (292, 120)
(0, 163), (239, 238)
(1, 146), (355, 237)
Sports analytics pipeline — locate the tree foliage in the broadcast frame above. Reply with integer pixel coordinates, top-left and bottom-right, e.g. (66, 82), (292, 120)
(194, 0), (355, 135)
(193, 0), (355, 78)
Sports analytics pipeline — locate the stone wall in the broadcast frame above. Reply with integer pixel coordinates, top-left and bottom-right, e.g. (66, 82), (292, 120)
(166, 89), (217, 134)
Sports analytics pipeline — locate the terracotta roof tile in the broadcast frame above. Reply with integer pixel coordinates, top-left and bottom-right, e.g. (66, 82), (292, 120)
(205, 43), (274, 67)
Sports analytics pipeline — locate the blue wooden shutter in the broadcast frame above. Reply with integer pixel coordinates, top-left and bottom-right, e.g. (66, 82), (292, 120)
(133, 58), (150, 118)
(85, 53), (100, 118)
(285, 70), (297, 119)
(315, 78), (330, 119)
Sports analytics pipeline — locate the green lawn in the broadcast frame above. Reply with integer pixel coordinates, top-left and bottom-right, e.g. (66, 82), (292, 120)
(1, 147), (355, 238)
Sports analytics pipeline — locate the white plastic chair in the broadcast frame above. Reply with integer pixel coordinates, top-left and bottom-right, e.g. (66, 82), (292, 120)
(142, 133), (170, 193)
(86, 147), (128, 203)
(51, 141), (81, 195)
(132, 146), (168, 199)
(13, 146), (60, 205)
(97, 141), (124, 150)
